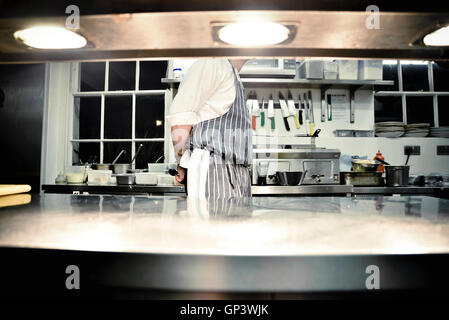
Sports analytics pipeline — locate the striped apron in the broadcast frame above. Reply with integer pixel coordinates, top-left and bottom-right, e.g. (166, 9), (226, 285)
(184, 61), (252, 199)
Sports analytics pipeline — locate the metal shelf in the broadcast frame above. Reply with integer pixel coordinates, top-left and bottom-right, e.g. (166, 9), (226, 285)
(375, 91), (449, 97)
(161, 78), (394, 89)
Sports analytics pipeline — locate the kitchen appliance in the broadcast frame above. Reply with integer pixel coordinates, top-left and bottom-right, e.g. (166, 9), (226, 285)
(253, 138), (341, 185)
(239, 59), (296, 78)
(296, 60), (324, 79)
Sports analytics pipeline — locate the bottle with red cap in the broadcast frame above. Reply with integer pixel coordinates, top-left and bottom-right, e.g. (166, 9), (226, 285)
(374, 150), (385, 173)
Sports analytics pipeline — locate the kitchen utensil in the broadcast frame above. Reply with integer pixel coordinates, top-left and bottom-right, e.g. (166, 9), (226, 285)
(375, 157), (391, 166)
(113, 163), (130, 174)
(87, 170), (112, 185)
(303, 93), (310, 133)
(351, 159), (381, 172)
(287, 90), (300, 129)
(385, 165), (410, 187)
(308, 90), (315, 136)
(260, 99), (265, 127)
(341, 172), (384, 186)
(116, 174), (136, 185)
(327, 94), (332, 121)
(112, 149), (127, 165)
(0, 184), (31, 196)
(131, 144), (144, 165)
(298, 94), (304, 126)
(268, 94), (275, 130)
(278, 92), (291, 131)
(311, 128), (321, 137)
(148, 163), (167, 173)
(135, 172), (158, 185)
(92, 163), (111, 170)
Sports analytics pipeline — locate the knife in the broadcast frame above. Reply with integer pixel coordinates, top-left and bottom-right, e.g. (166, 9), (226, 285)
(260, 98), (265, 127)
(327, 94), (332, 121)
(268, 94), (275, 130)
(278, 92), (291, 131)
(308, 90), (315, 136)
(287, 90), (301, 129)
(303, 93), (310, 134)
(298, 94), (304, 126)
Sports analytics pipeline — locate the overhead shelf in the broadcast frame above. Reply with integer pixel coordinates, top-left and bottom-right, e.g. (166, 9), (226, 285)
(375, 91), (449, 97)
(161, 78), (394, 90)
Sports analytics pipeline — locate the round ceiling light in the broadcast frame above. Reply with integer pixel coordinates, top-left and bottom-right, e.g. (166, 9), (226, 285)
(14, 26), (87, 49)
(423, 25), (449, 46)
(218, 22), (290, 46)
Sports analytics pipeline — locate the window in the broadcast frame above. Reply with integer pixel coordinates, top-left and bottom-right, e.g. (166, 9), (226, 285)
(374, 61), (449, 127)
(71, 60), (169, 168)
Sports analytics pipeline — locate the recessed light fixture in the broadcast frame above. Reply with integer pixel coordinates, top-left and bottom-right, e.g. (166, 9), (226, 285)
(423, 25), (449, 46)
(218, 22), (290, 46)
(14, 26), (87, 49)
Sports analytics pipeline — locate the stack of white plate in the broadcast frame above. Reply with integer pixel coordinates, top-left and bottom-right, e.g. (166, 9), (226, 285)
(404, 123), (430, 137)
(430, 126), (449, 138)
(375, 122), (405, 138)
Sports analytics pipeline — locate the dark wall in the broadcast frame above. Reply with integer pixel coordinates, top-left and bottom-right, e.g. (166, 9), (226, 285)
(0, 64), (45, 193)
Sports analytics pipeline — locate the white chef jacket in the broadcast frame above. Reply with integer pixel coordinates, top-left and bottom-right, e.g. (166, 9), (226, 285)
(166, 59), (236, 126)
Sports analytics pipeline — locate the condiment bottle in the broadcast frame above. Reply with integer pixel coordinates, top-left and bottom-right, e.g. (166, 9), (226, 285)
(374, 150), (384, 173)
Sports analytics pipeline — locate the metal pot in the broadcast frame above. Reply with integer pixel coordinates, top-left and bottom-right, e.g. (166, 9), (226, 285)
(385, 165), (410, 187)
(113, 163), (130, 174)
(351, 159), (381, 172)
(92, 163), (111, 170)
(116, 174), (135, 185)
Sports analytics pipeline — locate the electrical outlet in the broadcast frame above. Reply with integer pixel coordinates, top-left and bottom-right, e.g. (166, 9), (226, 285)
(437, 145), (449, 155)
(404, 145), (420, 155)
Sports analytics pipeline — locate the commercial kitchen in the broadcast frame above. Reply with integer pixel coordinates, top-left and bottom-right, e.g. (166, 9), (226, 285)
(1, 1), (449, 299)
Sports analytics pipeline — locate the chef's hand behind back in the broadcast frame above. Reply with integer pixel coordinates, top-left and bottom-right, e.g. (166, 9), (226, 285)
(175, 165), (186, 184)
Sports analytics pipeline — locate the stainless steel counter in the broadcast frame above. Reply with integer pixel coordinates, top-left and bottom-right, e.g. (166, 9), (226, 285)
(1, 194), (449, 295)
(42, 183), (449, 198)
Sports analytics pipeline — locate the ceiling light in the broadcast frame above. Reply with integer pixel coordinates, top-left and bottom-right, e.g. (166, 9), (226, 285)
(218, 22), (290, 46)
(423, 25), (449, 46)
(14, 26), (87, 49)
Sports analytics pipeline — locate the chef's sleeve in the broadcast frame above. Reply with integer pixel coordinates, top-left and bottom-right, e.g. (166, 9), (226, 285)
(166, 59), (221, 126)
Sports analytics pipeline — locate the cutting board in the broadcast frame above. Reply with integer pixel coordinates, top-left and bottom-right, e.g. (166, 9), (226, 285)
(0, 184), (32, 196)
(0, 194), (31, 208)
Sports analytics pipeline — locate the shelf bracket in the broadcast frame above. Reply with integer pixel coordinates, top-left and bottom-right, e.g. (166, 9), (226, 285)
(320, 85), (331, 122)
(349, 85), (362, 124)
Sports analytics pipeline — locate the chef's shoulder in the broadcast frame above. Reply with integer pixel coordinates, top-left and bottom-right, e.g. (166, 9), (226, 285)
(186, 58), (232, 80)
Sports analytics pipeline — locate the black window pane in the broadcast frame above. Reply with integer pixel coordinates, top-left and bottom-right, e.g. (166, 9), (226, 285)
(103, 142), (131, 164)
(72, 142), (100, 165)
(433, 62), (449, 92)
(438, 96), (449, 126)
(108, 61), (136, 91)
(374, 96), (403, 122)
(104, 96), (132, 139)
(134, 142), (164, 169)
(73, 97), (101, 139)
(406, 96), (434, 126)
(80, 62), (105, 91)
(136, 95), (165, 138)
(402, 63), (429, 91)
(374, 62), (399, 92)
(139, 61), (168, 90)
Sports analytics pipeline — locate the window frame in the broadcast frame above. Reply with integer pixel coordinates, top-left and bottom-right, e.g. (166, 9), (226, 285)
(375, 60), (449, 126)
(70, 60), (171, 167)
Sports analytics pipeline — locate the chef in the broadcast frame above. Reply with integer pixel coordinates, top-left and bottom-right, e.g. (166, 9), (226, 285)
(166, 59), (252, 198)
